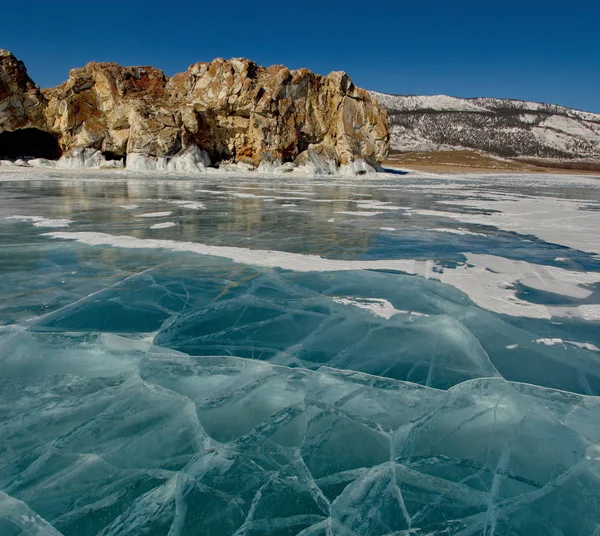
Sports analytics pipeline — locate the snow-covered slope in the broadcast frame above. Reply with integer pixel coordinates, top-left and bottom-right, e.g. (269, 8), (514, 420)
(371, 92), (600, 159)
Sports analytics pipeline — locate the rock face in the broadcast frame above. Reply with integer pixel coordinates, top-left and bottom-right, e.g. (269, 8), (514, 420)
(0, 50), (47, 132)
(0, 50), (389, 173)
(371, 91), (600, 160)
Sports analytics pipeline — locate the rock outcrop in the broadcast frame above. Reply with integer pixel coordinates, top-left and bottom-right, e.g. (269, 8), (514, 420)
(0, 50), (47, 132)
(0, 50), (389, 174)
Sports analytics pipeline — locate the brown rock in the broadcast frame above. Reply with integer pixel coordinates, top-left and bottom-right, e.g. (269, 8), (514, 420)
(0, 50), (46, 132)
(0, 51), (390, 173)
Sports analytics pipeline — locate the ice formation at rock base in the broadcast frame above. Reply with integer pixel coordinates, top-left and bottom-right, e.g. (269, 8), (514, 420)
(0, 149), (380, 177)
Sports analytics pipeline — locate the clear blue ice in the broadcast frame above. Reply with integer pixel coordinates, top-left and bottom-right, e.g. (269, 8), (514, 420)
(0, 171), (599, 535)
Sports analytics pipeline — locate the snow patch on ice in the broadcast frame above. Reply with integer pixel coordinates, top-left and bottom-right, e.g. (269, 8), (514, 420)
(168, 200), (205, 210)
(535, 338), (600, 352)
(355, 200), (405, 211)
(332, 297), (403, 319)
(568, 341), (600, 352)
(408, 194), (600, 256)
(432, 228), (487, 236)
(150, 222), (177, 230)
(336, 211), (384, 217)
(6, 215), (73, 227)
(439, 253), (600, 320)
(536, 338), (564, 346)
(137, 212), (173, 218)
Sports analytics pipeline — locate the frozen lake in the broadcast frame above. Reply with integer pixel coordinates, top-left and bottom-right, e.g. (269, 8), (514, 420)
(1, 168), (599, 535)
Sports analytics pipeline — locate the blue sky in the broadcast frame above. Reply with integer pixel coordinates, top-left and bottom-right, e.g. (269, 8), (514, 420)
(3, 0), (599, 112)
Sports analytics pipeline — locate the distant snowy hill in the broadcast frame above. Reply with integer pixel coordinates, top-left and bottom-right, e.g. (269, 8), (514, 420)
(370, 92), (600, 160)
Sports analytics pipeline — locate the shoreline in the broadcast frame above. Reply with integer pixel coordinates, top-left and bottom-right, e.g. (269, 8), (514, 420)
(384, 150), (600, 177)
(1, 160), (599, 182)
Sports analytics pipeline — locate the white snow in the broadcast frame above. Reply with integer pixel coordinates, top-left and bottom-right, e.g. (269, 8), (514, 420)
(431, 228), (487, 236)
(408, 193), (600, 256)
(355, 200), (405, 211)
(371, 90), (600, 158)
(137, 212), (173, 218)
(568, 341), (600, 352)
(535, 338), (564, 346)
(332, 297), (403, 319)
(168, 200), (205, 210)
(150, 222), (177, 230)
(438, 253), (600, 320)
(535, 338), (600, 352)
(370, 92), (491, 113)
(336, 211), (384, 217)
(6, 215), (73, 227)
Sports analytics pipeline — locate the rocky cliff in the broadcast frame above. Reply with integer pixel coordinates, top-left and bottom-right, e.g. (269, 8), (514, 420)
(0, 50), (389, 174)
(371, 92), (600, 161)
(0, 50), (47, 132)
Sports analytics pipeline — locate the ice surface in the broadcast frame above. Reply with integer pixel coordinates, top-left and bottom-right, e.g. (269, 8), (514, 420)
(43, 230), (600, 320)
(1, 171), (600, 535)
(1, 335), (599, 535)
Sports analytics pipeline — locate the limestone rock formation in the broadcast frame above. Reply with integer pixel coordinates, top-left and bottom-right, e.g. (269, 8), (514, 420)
(0, 50), (46, 132)
(0, 50), (390, 174)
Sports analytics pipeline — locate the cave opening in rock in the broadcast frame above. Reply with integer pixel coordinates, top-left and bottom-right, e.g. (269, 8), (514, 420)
(0, 128), (62, 160)
(102, 151), (125, 162)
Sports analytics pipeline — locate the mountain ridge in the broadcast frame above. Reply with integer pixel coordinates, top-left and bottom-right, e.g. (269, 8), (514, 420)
(371, 91), (600, 161)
